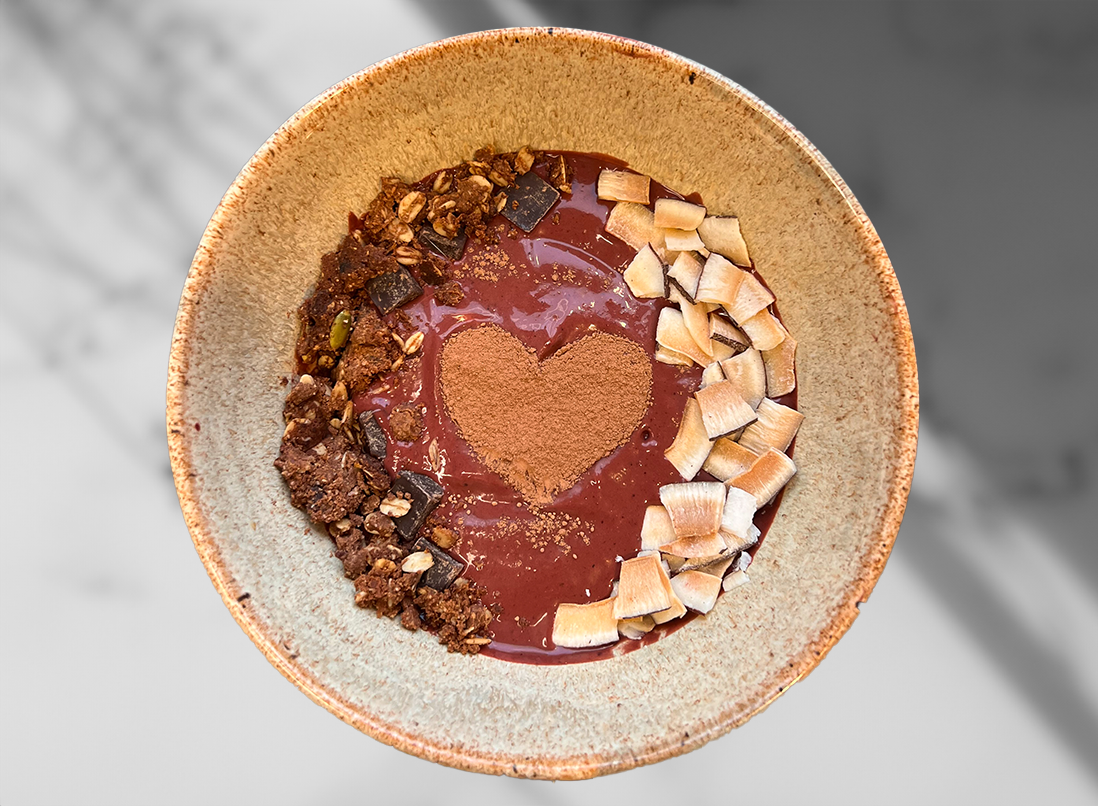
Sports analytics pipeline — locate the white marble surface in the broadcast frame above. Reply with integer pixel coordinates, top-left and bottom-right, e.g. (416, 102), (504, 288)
(1, 1), (1096, 803)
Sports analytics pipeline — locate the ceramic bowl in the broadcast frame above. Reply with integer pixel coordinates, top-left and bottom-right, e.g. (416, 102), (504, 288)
(167, 28), (918, 779)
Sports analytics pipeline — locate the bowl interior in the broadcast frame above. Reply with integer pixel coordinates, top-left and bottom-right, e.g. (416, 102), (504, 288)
(167, 28), (917, 779)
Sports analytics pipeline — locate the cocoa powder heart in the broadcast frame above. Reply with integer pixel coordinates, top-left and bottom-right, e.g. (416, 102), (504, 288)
(439, 325), (652, 503)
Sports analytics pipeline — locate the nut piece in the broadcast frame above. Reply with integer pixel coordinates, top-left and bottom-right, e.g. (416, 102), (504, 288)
(393, 245), (422, 266)
(597, 169), (651, 204)
(379, 495), (413, 517)
(553, 598), (620, 648)
(401, 551), (435, 573)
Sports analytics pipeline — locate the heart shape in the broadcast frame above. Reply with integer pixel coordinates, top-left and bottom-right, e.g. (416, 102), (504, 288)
(439, 325), (652, 503)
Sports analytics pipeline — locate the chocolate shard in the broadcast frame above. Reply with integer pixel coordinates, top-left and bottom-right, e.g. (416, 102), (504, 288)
(501, 170), (560, 232)
(357, 410), (388, 459)
(389, 470), (444, 539)
(411, 537), (463, 590)
(417, 226), (467, 261)
(365, 267), (422, 314)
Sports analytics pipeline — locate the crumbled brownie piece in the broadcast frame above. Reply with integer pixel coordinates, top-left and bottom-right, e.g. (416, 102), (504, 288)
(415, 580), (497, 654)
(388, 403), (424, 442)
(433, 280), (464, 307)
(417, 251), (451, 285)
(352, 558), (418, 618)
(400, 601), (422, 631)
(358, 452), (391, 495)
(323, 236), (398, 294)
(274, 432), (366, 524)
(336, 307), (401, 395)
(281, 375), (336, 450)
(295, 287), (353, 376)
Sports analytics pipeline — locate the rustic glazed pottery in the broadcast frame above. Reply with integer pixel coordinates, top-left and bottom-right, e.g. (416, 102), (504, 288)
(167, 28), (918, 779)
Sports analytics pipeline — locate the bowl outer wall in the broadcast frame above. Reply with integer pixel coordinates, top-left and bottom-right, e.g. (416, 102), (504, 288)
(166, 27), (918, 779)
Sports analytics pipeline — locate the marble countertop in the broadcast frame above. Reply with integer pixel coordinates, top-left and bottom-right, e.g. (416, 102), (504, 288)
(1, 1), (1095, 803)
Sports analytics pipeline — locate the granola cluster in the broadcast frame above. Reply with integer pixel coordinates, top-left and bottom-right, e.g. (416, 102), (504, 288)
(275, 146), (560, 653)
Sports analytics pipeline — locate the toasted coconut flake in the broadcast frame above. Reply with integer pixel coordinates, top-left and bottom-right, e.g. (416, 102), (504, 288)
(651, 595), (688, 624)
(659, 481), (726, 537)
(724, 271), (775, 325)
(719, 486), (758, 550)
(654, 198), (707, 230)
(762, 330), (797, 397)
(670, 287), (714, 358)
(605, 201), (655, 251)
(664, 398), (712, 480)
(613, 555), (674, 619)
(695, 253), (744, 307)
(623, 244), (666, 299)
(670, 570), (722, 614)
(709, 339), (740, 362)
(660, 532), (726, 558)
(597, 169), (650, 204)
(680, 553), (735, 578)
(730, 448), (797, 508)
(655, 346), (694, 366)
(666, 251), (705, 301)
(703, 436), (759, 482)
(694, 380), (758, 440)
(640, 505), (676, 551)
(722, 570), (750, 591)
(552, 598), (620, 648)
(739, 398), (805, 454)
(740, 310), (786, 351)
(656, 307), (710, 366)
(664, 228), (705, 252)
(709, 313), (751, 353)
(618, 614), (656, 640)
(720, 348), (766, 409)
(700, 362), (724, 389)
(697, 215), (750, 267)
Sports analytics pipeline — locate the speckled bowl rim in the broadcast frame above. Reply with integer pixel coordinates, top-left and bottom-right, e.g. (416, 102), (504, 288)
(167, 27), (918, 779)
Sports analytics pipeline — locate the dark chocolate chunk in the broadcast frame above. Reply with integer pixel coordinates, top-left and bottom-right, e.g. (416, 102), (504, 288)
(501, 170), (560, 232)
(365, 268), (422, 314)
(411, 537), (463, 590)
(417, 226), (467, 261)
(389, 470), (444, 540)
(357, 410), (388, 459)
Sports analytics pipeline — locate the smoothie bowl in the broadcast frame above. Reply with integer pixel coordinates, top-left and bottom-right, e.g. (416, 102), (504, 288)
(167, 28), (917, 779)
